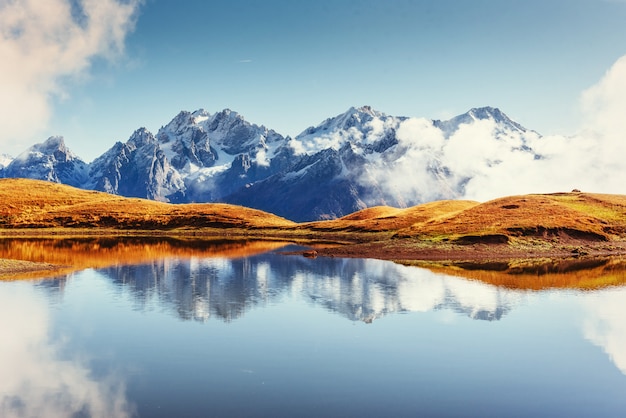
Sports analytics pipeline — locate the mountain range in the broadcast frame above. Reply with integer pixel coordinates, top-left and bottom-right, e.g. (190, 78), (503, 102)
(0, 106), (538, 221)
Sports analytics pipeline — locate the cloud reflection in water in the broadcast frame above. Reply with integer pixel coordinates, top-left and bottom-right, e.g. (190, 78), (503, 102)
(94, 252), (626, 376)
(583, 287), (626, 375)
(2, 246), (626, 417)
(0, 284), (134, 418)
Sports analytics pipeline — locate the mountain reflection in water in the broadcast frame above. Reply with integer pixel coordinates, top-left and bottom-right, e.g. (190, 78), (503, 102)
(0, 237), (523, 322)
(3, 238), (626, 417)
(41, 247), (522, 323)
(3, 237), (625, 322)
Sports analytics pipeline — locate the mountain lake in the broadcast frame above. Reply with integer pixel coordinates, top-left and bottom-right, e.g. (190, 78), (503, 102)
(1, 239), (626, 417)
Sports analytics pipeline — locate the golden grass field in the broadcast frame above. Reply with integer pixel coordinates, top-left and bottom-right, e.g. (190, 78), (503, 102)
(0, 178), (295, 230)
(2, 178), (626, 288)
(396, 192), (626, 242)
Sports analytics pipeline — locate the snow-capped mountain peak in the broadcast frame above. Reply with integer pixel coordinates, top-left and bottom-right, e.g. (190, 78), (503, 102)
(36, 135), (65, 152)
(191, 108), (210, 124)
(1, 105), (541, 221)
(15, 136), (75, 162)
(299, 105), (387, 137)
(156, 107), (287, 174)
(293, 106), (406, 156)
(467, 107), (526, 131)
(127, 128), (157, 149)
(434, 106), (528, 137)
(2, 136), (88, 186)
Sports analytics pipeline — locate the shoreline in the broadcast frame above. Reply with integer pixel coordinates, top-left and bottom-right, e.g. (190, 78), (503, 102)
(0, 258), (66, 280)
(2, 233), (626, 280)
(313, 237), (626, 261)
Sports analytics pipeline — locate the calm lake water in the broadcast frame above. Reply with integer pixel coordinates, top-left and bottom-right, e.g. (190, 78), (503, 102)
(1, 241), (626, 417)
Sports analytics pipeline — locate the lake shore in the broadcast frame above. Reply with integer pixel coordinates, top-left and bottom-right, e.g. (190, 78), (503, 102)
(2, 235), (626, 290)
(0, 258), (65, 280)
(313, 239), (626, 262)
(3, 233), (625, 279)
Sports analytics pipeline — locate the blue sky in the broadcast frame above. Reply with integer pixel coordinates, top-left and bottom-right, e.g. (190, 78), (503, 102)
(2, 0), (626, 161)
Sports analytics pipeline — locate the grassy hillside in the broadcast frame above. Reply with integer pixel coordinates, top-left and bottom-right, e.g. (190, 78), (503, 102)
(395, 192), (626, 243)
(0, 178), (295, 230)
(2, 179), (626, 265)
(302, 200), (478, 233)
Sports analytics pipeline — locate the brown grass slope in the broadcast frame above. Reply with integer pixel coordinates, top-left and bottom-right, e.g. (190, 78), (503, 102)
(312, 191), (626, 263)
(396, 192), (626, 244)
(0, 178), (295, 230)
(2, 179), (626, 252)
(302, 200), (479, 233)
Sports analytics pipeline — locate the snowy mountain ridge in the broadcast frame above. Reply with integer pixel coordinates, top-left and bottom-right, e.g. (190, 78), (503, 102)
(0, 106), (540, 221)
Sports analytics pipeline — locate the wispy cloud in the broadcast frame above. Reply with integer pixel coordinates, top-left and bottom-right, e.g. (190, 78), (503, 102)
(0, 0), (142, 156)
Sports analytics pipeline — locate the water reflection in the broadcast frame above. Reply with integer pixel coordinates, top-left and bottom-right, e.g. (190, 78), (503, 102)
(94, 252), (524, 323)
(89, 248), (626, 377)
(0, 237), (292, 279)
(2, 240), (626, 417)
(0, 284), (134, 418)
(583, 287), (626, 374)
(421, 256), (626, 289)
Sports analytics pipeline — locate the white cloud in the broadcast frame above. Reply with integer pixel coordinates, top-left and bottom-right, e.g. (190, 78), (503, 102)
(0, 0), (141, 156)
(458, 54), (626, 199)
(360, 118), (448, 205)
(358, 54), (626, 204)
(579, 55), (626, 172)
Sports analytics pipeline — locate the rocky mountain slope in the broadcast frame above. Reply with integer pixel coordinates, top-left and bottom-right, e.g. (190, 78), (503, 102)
(0, 106), (539, 221)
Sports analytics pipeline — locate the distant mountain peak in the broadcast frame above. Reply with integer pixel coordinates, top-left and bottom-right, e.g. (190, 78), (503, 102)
(468, 106), (501, 115)
(340, 105), (386, 121)
(2, 135), (87, 186)
(190, 109), (210, 123)
(192, 108), (209, 116)
(16, 136), (79, 162)
(40, 135), (66, 149)
(127, 128), (156, 148)
(212, 108), (242, 121)
(299, 105), (393, 139)
(2, 104), (540, 221)
(351, 105), (378, 116)
(434, 106), (528, 137)
(466, 107), (517, 125)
